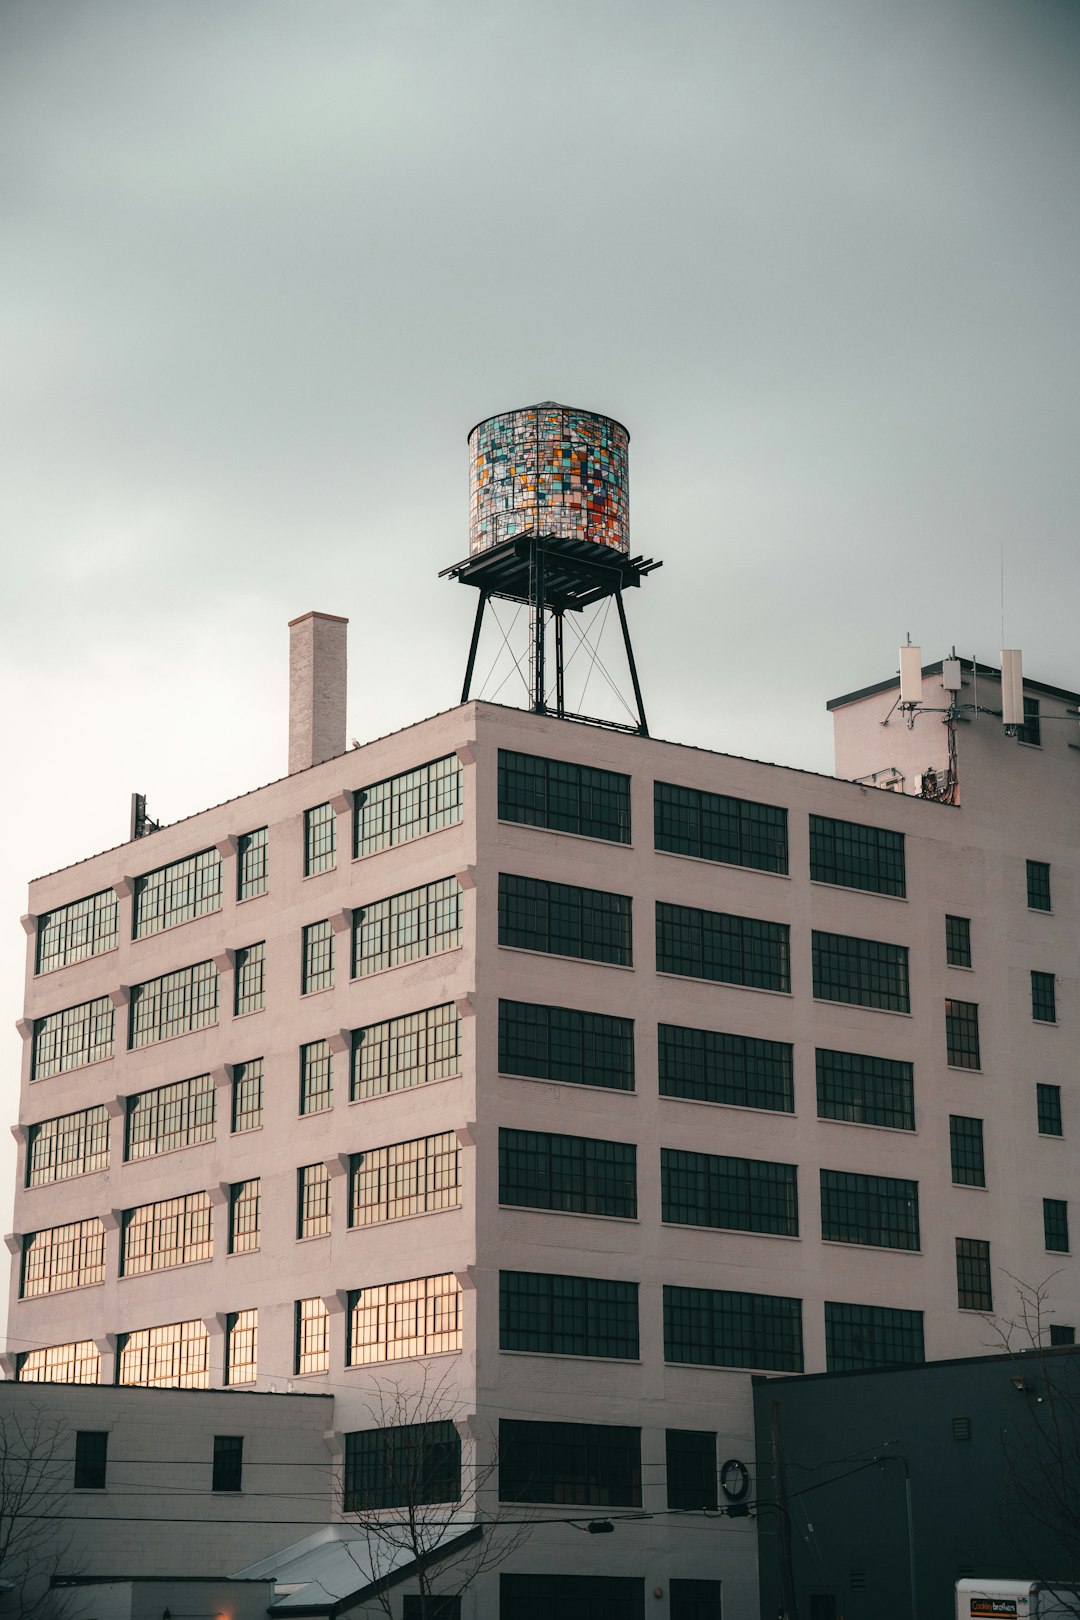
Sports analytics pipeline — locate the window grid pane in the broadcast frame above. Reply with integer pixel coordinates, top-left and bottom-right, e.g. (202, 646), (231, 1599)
(819, 1169), (920, 1250)
(949, 1116), (986, 1187)
(661, 1148), (798, 1236)
(27, 1105), (110, 1185)
(654, 781), (788, 873)
(343, 1421), (461, 1511)
(499, 751), (630, 844)
(946, 1000), (981, 1068)
(657, 903), (790, 991)
(232, 1058), (263, 1132)
(295, 1297), (330, 1374)
(22, 1219), (106, 1297)
(237, 826), (268, 900)
(1027, 860), (1051, 911)
(353, 878), (463, 976)
(812, 931), (909, 1011)
(229, 1180), (261, 1253)
(305, 803), (336, 875)
(17, 1341), (100, 1384)
(126, 1073), (215, 1160)
(234, 942), (266, 1014)
(298, 1162), (332, 1238)
(956, 1238), (992, 1310)
(1044, 1199), (1069, 1253)
(351, 1003), (461, 1100)
(658, 1024), (793, 1112)
(355, 756), (464, 856)
(663, 1284), (803, 1372)
(1032, 971), (1057, 1023)
(300, 1041), (332, 1115)
(499, 1271), (639, 1359)
(499, 1001), (634, 1092)
(347, 1273), (462, 1365)
(133, 847), (221, 938)
(499, 1420), (641, 1508)
(499, 1574), (645, 1620)
(946, 915), (972, 968)
(1037, 1084), (1063, 1137)
(226, 1309), (258, 1385)
(32, 997), (115, 1079)
(122, 1192), (212, 1275)
(1018, 696), (1041, 746)
(824, 1301), (924, 1371)
(117, 1320), (209, 1388)
(500, 1130), (637, 1219)
(350, 1132), (461, 1226)
(302, 921), (334, 994)
(499, 874), (632, 966)
(809, 815), (906, 897)
(129, 961), (218, 1049)
(36, 889), (119, 975)
(815, 1048), (914, 1130)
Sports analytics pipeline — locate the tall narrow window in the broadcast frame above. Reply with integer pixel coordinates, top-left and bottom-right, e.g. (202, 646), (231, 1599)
(302, 921), (334, 993)
(956, 1238), (992, 1310)
(499, 751), (630, 843)
(500, 875), (632, 966)
(234, 943), (265, 1014)
(36, 889), (119, 974)
(355, 756), (463, 856)
(654, 781), (788, 872)
(225, 1310), (258, 1384)
(1037, 1084), (1063, 1137)
(295, 1297), (330, 1375)
(657, 904), (789, 991)
(73, 1431), (108, 1490)
(237, 826), (268, 900)
(666, 1430), (717, 1511)
(300, 1040), (332, 1115)
(949, 1116), (986, 1187)
(1017, 696), (1041, 746)
(1032, 971), (1057, 1023)
(945, 915), (972, 968)
(212, 1435), (243, 1493)
(305, 803), (336, 875)
(1044, 1199), (1070, 1253)
(946, 1000), (981, 1069)
(1027, 861), (1052, 912)
(809, 816), (905, 897)
(232, 1058), (263, 1132)
(229, 1180), (261, 1253)
(27, 1105), (110, 1185)
(298, 1163), (332, 1238)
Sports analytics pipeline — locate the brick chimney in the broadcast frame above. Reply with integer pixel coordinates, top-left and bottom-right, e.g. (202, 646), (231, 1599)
(288, 612), (348, 774)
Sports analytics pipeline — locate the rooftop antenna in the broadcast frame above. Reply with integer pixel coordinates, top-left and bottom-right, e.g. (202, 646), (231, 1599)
(130, 792), (161, 841)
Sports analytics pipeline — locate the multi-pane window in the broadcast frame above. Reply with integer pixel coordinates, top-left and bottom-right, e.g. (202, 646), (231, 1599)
(295, 1297), (330, 1375)
(670, 1581), (723, 1620)
(213, 1436), (243, 1493)
(809, 815), (906, 897)
(305, 803), (336, 875)
(499, 1420), (641, 1506)
(956, 1238), (992, 1311)
(1017, 696), (1041, 746)
(117, 1320), (209, 1388)
(812, 932), (909, 1012)
(133, 848), (221, 938)
(32, 997), (114, 1079)
(654, 781), (788, 873)
(823, 1302), (925, 1372)
(661, 1149), (798, 1236)
(347, 1273), (462, 1365)
(663, 1284), (803, 1372)
(815, 1048), (914, 1131)
(343, 1421), (461, 1511)
(226, 1310), (258, 1385)
(819, 1169), (920, 1250)
(499, 1130), (636, 1218)
(298, 1163), (332, 1238)
(126, 1073), (215, 1160)
(129, 961), (218, 1048)
(666, 1429), (717, 1511)
(946, 915), (972, 967)
(351, 1003), (461, 1100)
(74, 1431), (108, 1490)
(500, 874), (632, 966)
(499, 1271), (639, 1359)
(946, 1000), (981, 1068)
(232, 1058), (263, 1132)
(122, 1192), (212, 1275)
(499, 1001), (634, 1091)
(1037, 1083), (1063, 1137)
(353, 878), (462, 975)
(950, 1116), (986, 1187)
(300, 1040), (332, 1115)
(27, 1105), (110, 1185)
(500, 1575), (644, 1620)
(22, 1219), (106, 1297)
(1027, 860), (1052, 912)
(355, 756), (464, 856)
(18, 1340), (100, 1385)
(237, 826), (268, 900)
(234, 943), (265, 1014)
(350, 1132), (461, 1226)
(658, 1024), (793, 1112)
(1044, 1199), (1070, 1253)
(36, 888), (119, 974)
(498, 750), (630, 843)
(657, 904), (790, 991)
(1051, 1325), (1076, 1346)
(229, 1179), (261, 1253)
(1032, 971), (1057, 1023)
(302, 921), (334, 993)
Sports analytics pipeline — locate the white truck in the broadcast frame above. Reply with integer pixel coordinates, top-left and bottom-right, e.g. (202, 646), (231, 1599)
(957, 1580), (1080, 1620)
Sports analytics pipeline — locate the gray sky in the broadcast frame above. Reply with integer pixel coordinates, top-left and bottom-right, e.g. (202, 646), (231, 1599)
(2, 0), (1079, 1282)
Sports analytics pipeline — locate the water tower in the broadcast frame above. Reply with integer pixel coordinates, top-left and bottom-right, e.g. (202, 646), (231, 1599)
(442, 401), (661, 733)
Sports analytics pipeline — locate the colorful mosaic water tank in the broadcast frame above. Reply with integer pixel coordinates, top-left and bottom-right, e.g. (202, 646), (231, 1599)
(468, 401), (630, 556)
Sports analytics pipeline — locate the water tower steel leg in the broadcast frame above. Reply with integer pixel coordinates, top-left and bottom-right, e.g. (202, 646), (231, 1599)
(615, 587), (649, 735)
(461, 589), (488, 704)
(554, 612), (565, 717)
(532, 540), (547, 714)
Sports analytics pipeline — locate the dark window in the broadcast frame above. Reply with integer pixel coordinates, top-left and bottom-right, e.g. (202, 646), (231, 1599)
(343, 1421), (460, 1511)
(1044, 1198), (1069, 1253)
(499, 1130), (636, 1218)
(824, 1302), (925, 1371)
(946, 915), (972, 968)
(499, 874), (632, 965)
(946, 1000), (981, 1069)
(956, 1238), (992, 1310)
(815, 1048), (914, 1130)
(1051, 1325), (1076, 1346)
(950, 1116), (986, 1187)
(1027, 860), (1052, 911)
(654, 780), (787, 873)
(1017, 696), (1041, 746)
(500, 1575), (644, 1620)
(212, 1435), (243, 1493)
(304, 803), (335, 875)
(499, 1000), (634, 1091)
(663, 1283), (803, 1372)
(237, 826), (268, 900)
(1037, 1084), (1063, 1136)
(657, 903), (790, 991)
(952, 1416), (972, 1442)
(403, 1600), (460, 1620)
(666, 1430), (717, 1510)
(670, 1580), (724, 1620)
(809, 815), (905, 897)
(500, 1271), (639, 1359)
(302, 921), (334, 994)
(812, 932), (909, 1012)
(499, 750), (630, 843)
(73, 1430), (108, 1489)
(810, 1599), (837, 1620)
(1032, 972), (1057, 1023)
(820, 1169), (919, 1250)
(661, 1148), (797, 1236)
(499, 1420), (641, 1506)
(659, 1024), (793, 1112)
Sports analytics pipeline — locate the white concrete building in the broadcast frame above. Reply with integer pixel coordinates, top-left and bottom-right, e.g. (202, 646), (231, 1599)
(7, 616), (1080, 1620)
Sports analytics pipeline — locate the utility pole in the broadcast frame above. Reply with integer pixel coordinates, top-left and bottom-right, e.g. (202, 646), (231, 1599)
(771, 1399), (799, 1620)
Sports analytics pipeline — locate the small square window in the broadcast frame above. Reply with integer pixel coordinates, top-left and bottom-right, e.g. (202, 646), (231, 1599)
(1026, 861), (1052, 912)
(1050, 1325), (1075, 1346)
(74, 1430), (108, 1489)
(212, 1434), (243, 1493)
